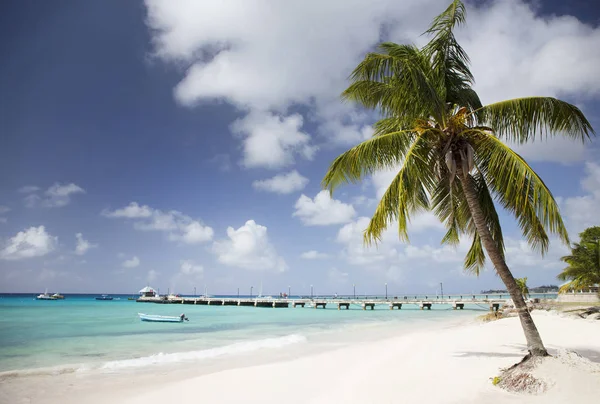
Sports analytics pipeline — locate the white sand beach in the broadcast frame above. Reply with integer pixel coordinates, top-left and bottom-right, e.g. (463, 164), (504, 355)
(3, 311), (598, 404)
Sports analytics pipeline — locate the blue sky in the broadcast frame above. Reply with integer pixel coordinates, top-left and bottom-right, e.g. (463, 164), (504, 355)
(1, 0), (599, 295)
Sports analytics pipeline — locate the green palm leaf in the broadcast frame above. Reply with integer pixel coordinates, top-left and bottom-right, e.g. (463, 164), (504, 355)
(477, 97), (594, 143)
(364, 130), (437, 244)
(322, 129), (416, 192)
(471, 132), (568, 253)
(343, 43), (444, 121)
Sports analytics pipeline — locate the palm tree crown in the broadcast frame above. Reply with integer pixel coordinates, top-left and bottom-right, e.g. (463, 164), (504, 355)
(323, 0), (593, 274)
(558, 226), (600, 293)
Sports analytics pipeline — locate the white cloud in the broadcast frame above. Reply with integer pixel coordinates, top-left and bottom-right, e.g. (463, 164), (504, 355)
(507, 137), (588, 165)
(328, 267), (349, 283)
(336, 217), (403, 267)
(252, 170), (309, 194)
(103, 202), (153, 218)
(300, 250), (330, 260)
(503, 237), (568, 272)
(293, 191), (356, 226)
(562, 162), (600, 235)
(145, 0), (438, 110)
(24, 183), (85, 208)
(147, 269), (159, 283)
(0, 206), (10, 214)
(335, 216), (477, 283)
(146, 0), (600, 165)
(212, 220), (286, 272)
(318, 115), (375, 146)
(103, 202), (214, 244)
(43, 183), (85, 207)
(24, 194), (41, 208)
(0, 226), (57, 261)
(38, 268), (67, 281)
(74, 233), (97, 256)
(231, 111), (317, 169)
(18, 185), (40, 194)
(180, 260), (204, 276)
(122, 256), (140, 268)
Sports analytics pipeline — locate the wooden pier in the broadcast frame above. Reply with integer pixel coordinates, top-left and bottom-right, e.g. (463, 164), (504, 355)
(136, 295), (514, 311)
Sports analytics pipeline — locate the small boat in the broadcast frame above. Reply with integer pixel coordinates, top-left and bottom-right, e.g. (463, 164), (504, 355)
(138, 313), (188, 323)
(36, 289), (57, 300)
(36, 293), (57, 300)
(51, 293), (65, 300)
(95, 295), (113, 301)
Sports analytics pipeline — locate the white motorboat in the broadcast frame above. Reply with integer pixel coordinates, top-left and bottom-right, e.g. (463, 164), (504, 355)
(36, 289), (57, 300)
(138, 313), (188, 323)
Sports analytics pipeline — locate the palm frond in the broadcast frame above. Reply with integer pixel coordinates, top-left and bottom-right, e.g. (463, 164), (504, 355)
(364, 131), (437, 244)
(322, 129), (417, 193)
(343, 43), (444, 121)
(476, 97), (595, 143)
(422, 0), (474, 102)
(464, 233), (485, 275)
(472, 131), (569, 253)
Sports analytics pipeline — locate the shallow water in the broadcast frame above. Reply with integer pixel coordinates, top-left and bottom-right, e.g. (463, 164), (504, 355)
(0, 293), (520, 374)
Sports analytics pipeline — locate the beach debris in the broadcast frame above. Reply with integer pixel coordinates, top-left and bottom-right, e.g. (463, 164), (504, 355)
(496, 354), (550, 394)
(478, 312), (504, 322)
(495, 349), (600, 395)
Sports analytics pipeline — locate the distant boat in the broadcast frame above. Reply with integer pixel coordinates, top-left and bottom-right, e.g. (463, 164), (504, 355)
(138, 313), (188, 323)
(95, 295), (113, 301)
(36, 289), (57, 300)
(51, 293), (65, 300)
(255, 281), (273, 299)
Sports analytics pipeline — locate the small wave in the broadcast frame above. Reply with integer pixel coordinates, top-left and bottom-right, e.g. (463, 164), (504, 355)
(99, 333), (307, 371)
(1, 334), (307, 379)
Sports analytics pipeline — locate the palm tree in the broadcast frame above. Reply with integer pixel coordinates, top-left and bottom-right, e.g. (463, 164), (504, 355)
(558, 226), (600, 294)
(322, 0), (594, 358)
(515, 278), (529, 299)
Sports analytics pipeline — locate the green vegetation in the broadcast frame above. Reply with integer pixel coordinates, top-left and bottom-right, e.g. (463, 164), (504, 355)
(515, 278), (530, 299)
(558, 226), (600, 294)
(322, 0), (594, 357)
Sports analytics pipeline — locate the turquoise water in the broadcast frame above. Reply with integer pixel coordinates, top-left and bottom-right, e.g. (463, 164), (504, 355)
(0, 293), (499, 374)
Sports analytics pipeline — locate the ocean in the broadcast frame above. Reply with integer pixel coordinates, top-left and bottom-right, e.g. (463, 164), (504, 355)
(0, 293), (552, 377)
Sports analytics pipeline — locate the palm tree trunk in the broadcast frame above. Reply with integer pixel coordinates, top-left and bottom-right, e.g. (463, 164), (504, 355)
(459, 172), (549, 357)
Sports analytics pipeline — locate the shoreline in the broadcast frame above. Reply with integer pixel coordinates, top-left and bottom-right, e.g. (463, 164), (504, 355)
(1, 311), (599, 403)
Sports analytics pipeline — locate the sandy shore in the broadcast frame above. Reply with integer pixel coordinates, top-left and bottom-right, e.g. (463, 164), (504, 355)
(2, 311), (599, 404)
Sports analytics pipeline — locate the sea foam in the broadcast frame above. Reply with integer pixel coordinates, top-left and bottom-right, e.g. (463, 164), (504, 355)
(0, 334), (307, 379)
(99, 333), (307, 371)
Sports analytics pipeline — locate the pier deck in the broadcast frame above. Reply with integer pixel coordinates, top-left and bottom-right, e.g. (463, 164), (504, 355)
(136, 295), (517, 311)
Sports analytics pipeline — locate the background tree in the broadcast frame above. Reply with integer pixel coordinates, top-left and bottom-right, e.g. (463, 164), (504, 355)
(558, 226), (600, 294)
(323, 0), (594, 358)
(515, 278), (530, 299)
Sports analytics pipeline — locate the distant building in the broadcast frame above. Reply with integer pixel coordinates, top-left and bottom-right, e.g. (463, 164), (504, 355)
(139, 286), (157, 297)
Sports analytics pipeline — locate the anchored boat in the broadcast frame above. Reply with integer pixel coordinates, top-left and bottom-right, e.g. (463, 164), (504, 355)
(138, 313), (188, 323)
(95, 295), (113, 301)
(36, 289), (57, 300)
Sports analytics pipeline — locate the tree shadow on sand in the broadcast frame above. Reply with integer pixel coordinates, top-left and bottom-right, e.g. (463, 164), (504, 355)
(454, 343), (600, 363)
(453, 351), (524, 358)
